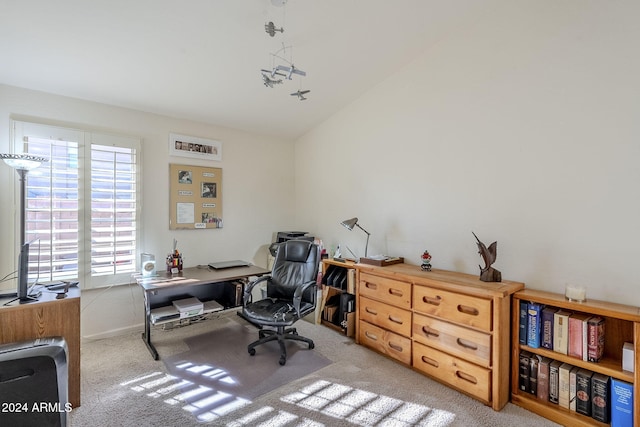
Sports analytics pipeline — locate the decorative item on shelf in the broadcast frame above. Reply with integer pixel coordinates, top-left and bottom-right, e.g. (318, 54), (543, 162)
(564, 284), (586, 302)
(421, 250), (432, 271)
(472, 231), (501, 282)
(167, 239), (183, 273)
(166, 251), (183, 273)
(141, 253), (157, 277)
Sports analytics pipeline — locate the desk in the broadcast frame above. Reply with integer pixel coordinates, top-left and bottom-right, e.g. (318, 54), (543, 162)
(137, 265), (269, 360)
(0, 288), (81, 407)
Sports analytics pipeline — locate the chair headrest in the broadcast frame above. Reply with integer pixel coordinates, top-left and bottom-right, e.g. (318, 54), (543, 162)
(282, 240), (314, 263)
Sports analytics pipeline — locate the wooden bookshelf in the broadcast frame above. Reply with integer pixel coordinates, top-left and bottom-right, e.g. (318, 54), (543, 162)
(512, 289), (640, 426)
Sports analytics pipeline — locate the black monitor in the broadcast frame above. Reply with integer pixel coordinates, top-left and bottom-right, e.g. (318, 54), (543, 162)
(4, 238), (41, 305)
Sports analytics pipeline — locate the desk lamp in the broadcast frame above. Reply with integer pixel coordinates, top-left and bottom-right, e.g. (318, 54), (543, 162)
(340, 217), (370, 258)
(0, 153), (48, 245)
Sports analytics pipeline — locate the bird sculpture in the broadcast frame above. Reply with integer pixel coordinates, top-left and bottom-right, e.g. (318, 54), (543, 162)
(472, 232), (501, 282)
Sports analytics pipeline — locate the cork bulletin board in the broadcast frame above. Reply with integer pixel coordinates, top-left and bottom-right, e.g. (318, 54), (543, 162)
(169, 163), (223, 230)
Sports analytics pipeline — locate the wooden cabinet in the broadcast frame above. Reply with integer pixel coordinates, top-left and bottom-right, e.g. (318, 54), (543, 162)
(318, 259), (356, 336)
(0, 289), (81, 407)
(511, 289), (640, 426)
(354, 263), (523, 410)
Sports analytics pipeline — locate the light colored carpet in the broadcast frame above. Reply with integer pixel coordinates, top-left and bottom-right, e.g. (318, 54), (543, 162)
(69, 310), (560, 426)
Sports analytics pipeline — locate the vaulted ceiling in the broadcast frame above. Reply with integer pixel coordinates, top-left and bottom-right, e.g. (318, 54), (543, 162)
(1, 0), (499, 139)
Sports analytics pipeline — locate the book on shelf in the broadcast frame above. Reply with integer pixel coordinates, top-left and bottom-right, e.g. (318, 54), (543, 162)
(527, 302), (543, 348)
(536, 355), (551, 401)
(569, 366), (579, 412)
(529, 354), (539, 395)
(591, 373), (610, 423)
(558, 362), (573, 409)
(519, 300), (528, 345)
(582, 315), (593, 362)
(519, 351), (532, 393)
(553, 310), (570, 355)
(611, 378), (633, 427)
(540, 307), (556, 350)
(568, 313), (590, 359)
(549, 360), (562, 404)
(576, 369), (593, 416)
(587, 317), (605, 362)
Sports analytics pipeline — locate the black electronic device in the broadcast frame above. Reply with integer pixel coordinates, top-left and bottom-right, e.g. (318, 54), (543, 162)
(271, 231), (314, 258)
(46, 281), (79, 291)
(3, 238), (41, 305)
(276, 231), (314, 243)
(0, 337), (69, 427)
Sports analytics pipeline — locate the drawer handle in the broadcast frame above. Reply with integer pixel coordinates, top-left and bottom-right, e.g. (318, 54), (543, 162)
(455, 371), (478, 385)
(457, 304), (479, 316)
(365, 331), (378, 341)
(388, 315), (404, 325)
(389, 288), (403, 297)
(365, 283), (378, 290)
(421, 355), (439, 367)
(365, 307), (378, 315)
(422, 295), (442, 306)
(388, 342), (403, 352)
(456, 338), (478, 351)
(421, 326), (440, 338)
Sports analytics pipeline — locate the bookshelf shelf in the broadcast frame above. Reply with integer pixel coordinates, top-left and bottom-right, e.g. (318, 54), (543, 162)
(512, 289), (640, 426)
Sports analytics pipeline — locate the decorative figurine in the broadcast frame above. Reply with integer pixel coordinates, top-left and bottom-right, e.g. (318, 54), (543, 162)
(421, 250), (432, 271)
(472, 232), (501, 282)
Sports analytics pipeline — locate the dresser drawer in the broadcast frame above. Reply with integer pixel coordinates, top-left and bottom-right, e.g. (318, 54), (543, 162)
(413, 285), (492, 331)
(359, 272), (411, 310)
(359, 320), (412, 365)
(359, 296), (412, 337)
(412, 313), (491, 367)
(413, 341), (491, 403)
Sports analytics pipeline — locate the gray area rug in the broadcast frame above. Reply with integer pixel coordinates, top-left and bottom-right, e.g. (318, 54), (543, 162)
(163, 317), (332, 401)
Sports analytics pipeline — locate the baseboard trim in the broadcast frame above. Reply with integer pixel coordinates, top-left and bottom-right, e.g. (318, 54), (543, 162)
(82, 323), (144, 342)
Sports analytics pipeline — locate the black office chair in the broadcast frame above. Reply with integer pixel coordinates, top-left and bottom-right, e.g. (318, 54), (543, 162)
(243, 239), (319, 365)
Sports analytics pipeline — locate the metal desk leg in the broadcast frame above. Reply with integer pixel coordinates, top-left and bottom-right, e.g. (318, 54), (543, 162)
(141, 292), (159, 360)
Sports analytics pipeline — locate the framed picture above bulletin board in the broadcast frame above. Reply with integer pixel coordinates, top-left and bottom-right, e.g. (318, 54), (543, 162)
(169, 163), (223, 230)
(169, 133), (222, 162)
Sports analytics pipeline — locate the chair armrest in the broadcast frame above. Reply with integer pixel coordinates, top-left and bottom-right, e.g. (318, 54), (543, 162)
(243, 275), (271, 306)
(292, 280), (317, 316)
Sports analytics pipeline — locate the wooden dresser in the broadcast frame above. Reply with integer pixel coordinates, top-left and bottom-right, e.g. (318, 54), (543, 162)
(355, 263), (523, 410)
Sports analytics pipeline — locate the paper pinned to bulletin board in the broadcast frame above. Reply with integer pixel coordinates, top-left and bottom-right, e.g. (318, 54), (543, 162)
(169, 163), (223, 230)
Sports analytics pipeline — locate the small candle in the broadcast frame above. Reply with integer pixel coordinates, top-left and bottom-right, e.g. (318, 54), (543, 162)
(565, 284), (586, 302)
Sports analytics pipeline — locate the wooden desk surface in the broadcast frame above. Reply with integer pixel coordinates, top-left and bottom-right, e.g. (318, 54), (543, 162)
(137, 265), (270, 291)
(0, 287), (81, 407)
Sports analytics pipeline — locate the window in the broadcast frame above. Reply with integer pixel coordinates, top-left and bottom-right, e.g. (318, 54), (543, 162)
(12, 121), (141, 288)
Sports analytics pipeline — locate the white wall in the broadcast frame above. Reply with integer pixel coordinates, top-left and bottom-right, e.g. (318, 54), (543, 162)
(0, 84), (295, 338)
(295, 1), (640, 306)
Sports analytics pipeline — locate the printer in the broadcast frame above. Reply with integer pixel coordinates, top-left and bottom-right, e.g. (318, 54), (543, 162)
(268, 231), (314, 268)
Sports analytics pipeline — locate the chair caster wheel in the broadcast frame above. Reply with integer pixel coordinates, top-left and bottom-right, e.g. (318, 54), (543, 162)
(248, 348), (256, 356)
(279, 357), (286, 366)
(309, 342), (315, 349)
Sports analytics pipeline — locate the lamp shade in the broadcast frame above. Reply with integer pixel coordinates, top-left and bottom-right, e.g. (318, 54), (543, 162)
(340, 217), (359, 231)
(339, 217), (370, 258)
(0, 153), (48, 171)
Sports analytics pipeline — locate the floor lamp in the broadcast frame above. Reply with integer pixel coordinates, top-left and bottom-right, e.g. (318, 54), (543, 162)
(0, 153), (48, 246)
(340, 217), (370, 258)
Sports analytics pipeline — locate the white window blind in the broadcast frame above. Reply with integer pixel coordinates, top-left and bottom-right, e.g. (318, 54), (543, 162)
(13, 121), (141, 288)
